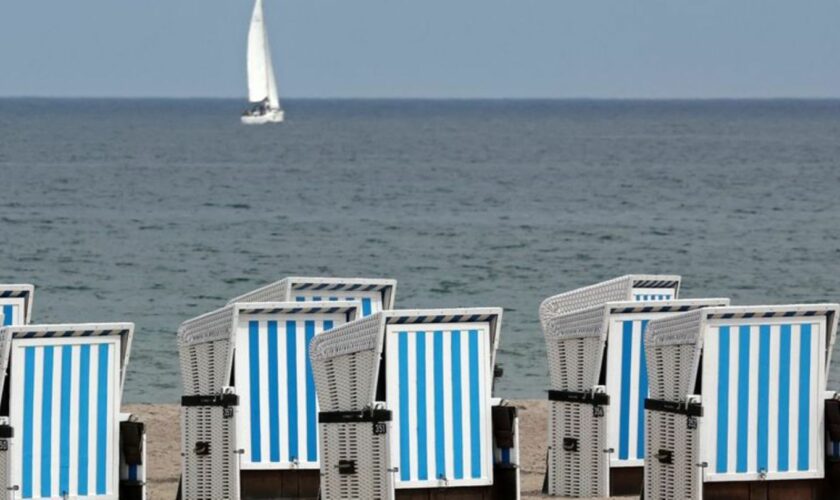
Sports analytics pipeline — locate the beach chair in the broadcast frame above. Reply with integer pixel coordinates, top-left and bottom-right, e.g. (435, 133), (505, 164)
(540, 294), (730, 497)
(539, 274), (688, 497)
(0, 322), (145, 500)
(178, 301), (362, 500)
(644, 304), (840, 499)
(310, 308), (519, 500)
(228, 277), (397, 317)
(0, 284), (35, 326)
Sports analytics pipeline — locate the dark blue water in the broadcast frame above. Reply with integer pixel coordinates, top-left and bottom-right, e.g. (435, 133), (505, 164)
(1, 98), (839, 403)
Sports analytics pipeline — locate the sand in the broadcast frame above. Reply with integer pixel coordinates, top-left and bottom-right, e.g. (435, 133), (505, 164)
(127, 399), (630, 500)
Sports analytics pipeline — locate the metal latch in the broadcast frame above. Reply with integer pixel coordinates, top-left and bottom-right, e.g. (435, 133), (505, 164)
(656, 449), (673, 464)
(338, 460), (356, 475)
(563, 438), (579, 452)
(194, 441), (210, 456)
(687, 415), (698, 429)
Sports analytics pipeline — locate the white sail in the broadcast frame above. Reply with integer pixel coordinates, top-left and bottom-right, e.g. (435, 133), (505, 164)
(246, 0), (280, 109)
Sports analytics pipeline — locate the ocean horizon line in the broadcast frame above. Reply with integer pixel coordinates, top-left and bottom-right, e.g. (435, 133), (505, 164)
(3, 95), (840, 102)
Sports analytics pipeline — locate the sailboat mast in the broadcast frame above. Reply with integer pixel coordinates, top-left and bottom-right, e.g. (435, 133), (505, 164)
(260, 0), (280, 109)
(262, 0), (271, 100)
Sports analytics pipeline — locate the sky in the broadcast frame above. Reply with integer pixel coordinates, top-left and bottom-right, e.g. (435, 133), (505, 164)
(2, 0), (839, 99)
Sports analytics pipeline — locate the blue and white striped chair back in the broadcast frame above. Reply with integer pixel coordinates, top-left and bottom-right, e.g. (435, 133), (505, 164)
(2, 324), (131, 500)
(646, 305), (839, 485)
(609, 317), (651, 465)
(294, 291), (381, 317)
(632, 289), (676, 302)
(233, 304), (359, 470)
(0, 285), (34, 326)
(702, 317), (826, 479)
(0, 303), (17, 326)
(384, 310), (501, 490)
(603, 300), (728, 468)
(228, 277), (397, 318)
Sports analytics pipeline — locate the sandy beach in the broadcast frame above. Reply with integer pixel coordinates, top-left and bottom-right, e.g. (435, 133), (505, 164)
(127, 399), (629, 500)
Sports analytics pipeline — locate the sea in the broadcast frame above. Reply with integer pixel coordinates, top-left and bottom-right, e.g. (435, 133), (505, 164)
(1, 98), (839, 403)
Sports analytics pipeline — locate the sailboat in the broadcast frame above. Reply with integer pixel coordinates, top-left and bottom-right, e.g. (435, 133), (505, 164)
(241, 0), (284, 124)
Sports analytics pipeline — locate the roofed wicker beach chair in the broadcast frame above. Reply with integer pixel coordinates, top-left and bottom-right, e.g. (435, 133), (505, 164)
(310, 308), (519, 500)
(539, 274), (708, 497)
(227, 277), (397, 316)
(0, 322), (145, 500)
(644, 304), (840, 500)
(178, 277), (395, 499)
(0, 284), (35, 326)
(177, 300), (366, 500)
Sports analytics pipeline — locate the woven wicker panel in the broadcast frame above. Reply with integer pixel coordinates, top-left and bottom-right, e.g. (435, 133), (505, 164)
(181, 404), (238, 500)
(178, 307), (235, 396)
(319, 420), (392, 500)
(644, 409), (700, 500)
(544, 335), (605, 392)
(646, 309), (704, 402)
(311, 314), (384, 412)
(179, 336), (231, 397)
(540, 276), (634, 320)
(539, 275), (681, 319)
(546, 400), (608, 497)
(541, 305), (606, 341)
(227, 279), (291, 305)
(542, 305), (607, 391)
(0, 448), (7, 498)
(178, 338), (193, 395)
(178, 306), (234, 346)
(828, 310), (839, 378)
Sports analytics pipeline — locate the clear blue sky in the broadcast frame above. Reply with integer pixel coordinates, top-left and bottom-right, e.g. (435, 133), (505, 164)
(2, 0), (838, 98)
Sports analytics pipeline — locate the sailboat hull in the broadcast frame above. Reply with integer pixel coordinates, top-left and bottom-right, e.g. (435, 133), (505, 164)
(241, 109), (284, 124)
